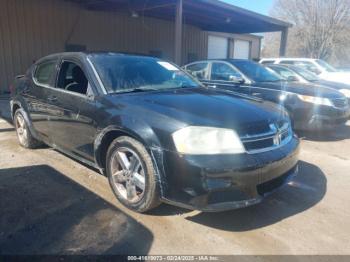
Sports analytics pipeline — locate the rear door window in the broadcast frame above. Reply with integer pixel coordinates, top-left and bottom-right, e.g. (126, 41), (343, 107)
(34, 61), (56, 86)
(185, 62), (209, 80)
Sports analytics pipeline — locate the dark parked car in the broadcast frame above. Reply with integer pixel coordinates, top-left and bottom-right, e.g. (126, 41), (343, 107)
(11, 52), (299, 212)
(184, 59), (350, 130)
(266, 64), (350, 103)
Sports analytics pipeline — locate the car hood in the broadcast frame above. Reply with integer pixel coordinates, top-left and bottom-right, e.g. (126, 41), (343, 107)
(107, 88), (288, 135)
(254, 81), (344, 99)
(319, 71), (350, 84)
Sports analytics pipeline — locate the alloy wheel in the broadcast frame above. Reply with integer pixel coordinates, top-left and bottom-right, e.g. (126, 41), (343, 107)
(110, 147), (146, 203)
(15, 114), (28, 145)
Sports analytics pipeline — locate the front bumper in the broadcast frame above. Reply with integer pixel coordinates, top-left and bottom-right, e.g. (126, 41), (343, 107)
(291, 103), (350, 130)
(158, 136), (300, 212)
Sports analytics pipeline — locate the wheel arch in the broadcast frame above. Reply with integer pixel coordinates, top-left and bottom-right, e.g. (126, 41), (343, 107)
(11, 101), (21, 120)
(12, 106), (41, 141)
(93, 125), (167, 198)
(94, 125), (162, 173)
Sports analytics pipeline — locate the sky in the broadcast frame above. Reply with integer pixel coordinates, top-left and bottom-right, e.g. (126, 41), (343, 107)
(221, 0), (274, 15)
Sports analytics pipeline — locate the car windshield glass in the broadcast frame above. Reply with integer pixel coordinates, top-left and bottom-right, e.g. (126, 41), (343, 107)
(89, 54), (200, 93)
(269, 66), (299, 81)
(315, 59), (337, 72)
(230, 60), (282, 83)
(290, 66), (319, 81)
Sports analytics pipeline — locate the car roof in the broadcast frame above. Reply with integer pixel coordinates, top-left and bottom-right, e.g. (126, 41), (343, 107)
(261, 58), (317, 61)
(186, 59), (254, 65)
(35, 51), (159, 64)
(266, 64), (290, 68)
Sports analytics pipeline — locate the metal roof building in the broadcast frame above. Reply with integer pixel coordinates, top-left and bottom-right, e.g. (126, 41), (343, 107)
(0, 0), (291, 93)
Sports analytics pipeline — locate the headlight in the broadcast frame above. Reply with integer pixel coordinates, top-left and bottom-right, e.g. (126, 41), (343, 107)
(297, 95), (333, 107)
(339, 89), (350, 98)
(172, 126), (245, 155)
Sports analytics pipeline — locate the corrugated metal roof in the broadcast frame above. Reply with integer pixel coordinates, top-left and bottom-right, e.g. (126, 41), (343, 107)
(66, 0), (291, 33)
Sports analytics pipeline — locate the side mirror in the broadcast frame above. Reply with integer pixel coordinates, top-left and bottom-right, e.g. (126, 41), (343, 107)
(229, 75), (245, 83)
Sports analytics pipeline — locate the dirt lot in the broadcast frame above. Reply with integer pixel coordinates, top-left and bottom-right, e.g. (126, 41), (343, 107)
(1, 97), (350, 256)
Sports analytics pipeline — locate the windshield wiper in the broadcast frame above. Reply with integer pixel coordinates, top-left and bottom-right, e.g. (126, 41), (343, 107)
(114, 87), (159, 94)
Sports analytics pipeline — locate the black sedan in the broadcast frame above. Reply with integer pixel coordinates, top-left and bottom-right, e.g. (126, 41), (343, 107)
(184, 59), (350, 130)
(266, 64), (350, 103)
(11, 52), (299, 212)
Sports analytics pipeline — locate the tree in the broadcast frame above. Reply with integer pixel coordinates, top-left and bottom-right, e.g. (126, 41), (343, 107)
(262, 0), (350, 65)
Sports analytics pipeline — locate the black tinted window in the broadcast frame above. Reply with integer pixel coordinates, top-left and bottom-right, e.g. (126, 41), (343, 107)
(211, 62), (242, 81)
(90, 55), (199, 93)
(34, 62), (56, 85)
(186, 63), (209, 80)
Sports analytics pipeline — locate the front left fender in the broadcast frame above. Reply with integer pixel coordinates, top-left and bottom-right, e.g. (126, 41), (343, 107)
(93, 116), (168, 197)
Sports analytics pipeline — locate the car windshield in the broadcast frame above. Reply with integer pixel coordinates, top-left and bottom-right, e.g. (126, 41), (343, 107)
(230, 60), (282, 83)
(315, 59), (337, 72)
(268, 66), (300, 81)
(89, 54), (200, 93)
(290, 66), (319, 81)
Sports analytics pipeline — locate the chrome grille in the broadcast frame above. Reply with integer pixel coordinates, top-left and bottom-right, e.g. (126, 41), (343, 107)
(240, 121), (292, 154)
(332, 98), (348, 108)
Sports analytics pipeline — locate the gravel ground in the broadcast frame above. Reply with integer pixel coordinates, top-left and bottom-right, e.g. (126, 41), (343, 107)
(0, 98), (350, 257)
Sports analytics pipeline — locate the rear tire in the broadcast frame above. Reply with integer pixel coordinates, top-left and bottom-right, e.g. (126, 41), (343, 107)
(14, 110), (41, 149)
(106, 136), (161, 213)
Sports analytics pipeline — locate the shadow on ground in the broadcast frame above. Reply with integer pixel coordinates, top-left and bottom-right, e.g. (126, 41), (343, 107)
(148, 203), (191, 216)
(0, 165), (153, 255)
(185, 160), (327, 232)
(0, 127), (15, 133)
(297, 123), (350, 142)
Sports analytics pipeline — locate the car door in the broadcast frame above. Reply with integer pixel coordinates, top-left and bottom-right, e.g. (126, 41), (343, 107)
(208, 62), (251, 95)
(27, 59), (60, 141)
(45, 58), (99, 161)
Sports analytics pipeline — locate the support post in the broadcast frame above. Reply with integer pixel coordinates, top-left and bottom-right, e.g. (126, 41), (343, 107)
(279, 28), (288, 57)
(174, 0), (183, 65)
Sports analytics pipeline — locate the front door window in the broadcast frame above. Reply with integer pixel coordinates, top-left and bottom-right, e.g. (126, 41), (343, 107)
(211, 62), (242, 81)
(185, 63), (209, 80)
(57, 61), (89, 95)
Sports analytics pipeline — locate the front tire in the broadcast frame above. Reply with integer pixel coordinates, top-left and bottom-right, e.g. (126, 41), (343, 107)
(14, 110), (41, 149)
(106, 136), (161, 213)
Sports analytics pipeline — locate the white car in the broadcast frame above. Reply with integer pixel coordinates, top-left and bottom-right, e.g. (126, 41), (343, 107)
(260, 58), (350, 85)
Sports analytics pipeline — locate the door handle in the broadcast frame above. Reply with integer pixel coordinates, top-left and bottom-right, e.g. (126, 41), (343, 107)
(207, 84), (217, 88)
(48, 96), (58, 102)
